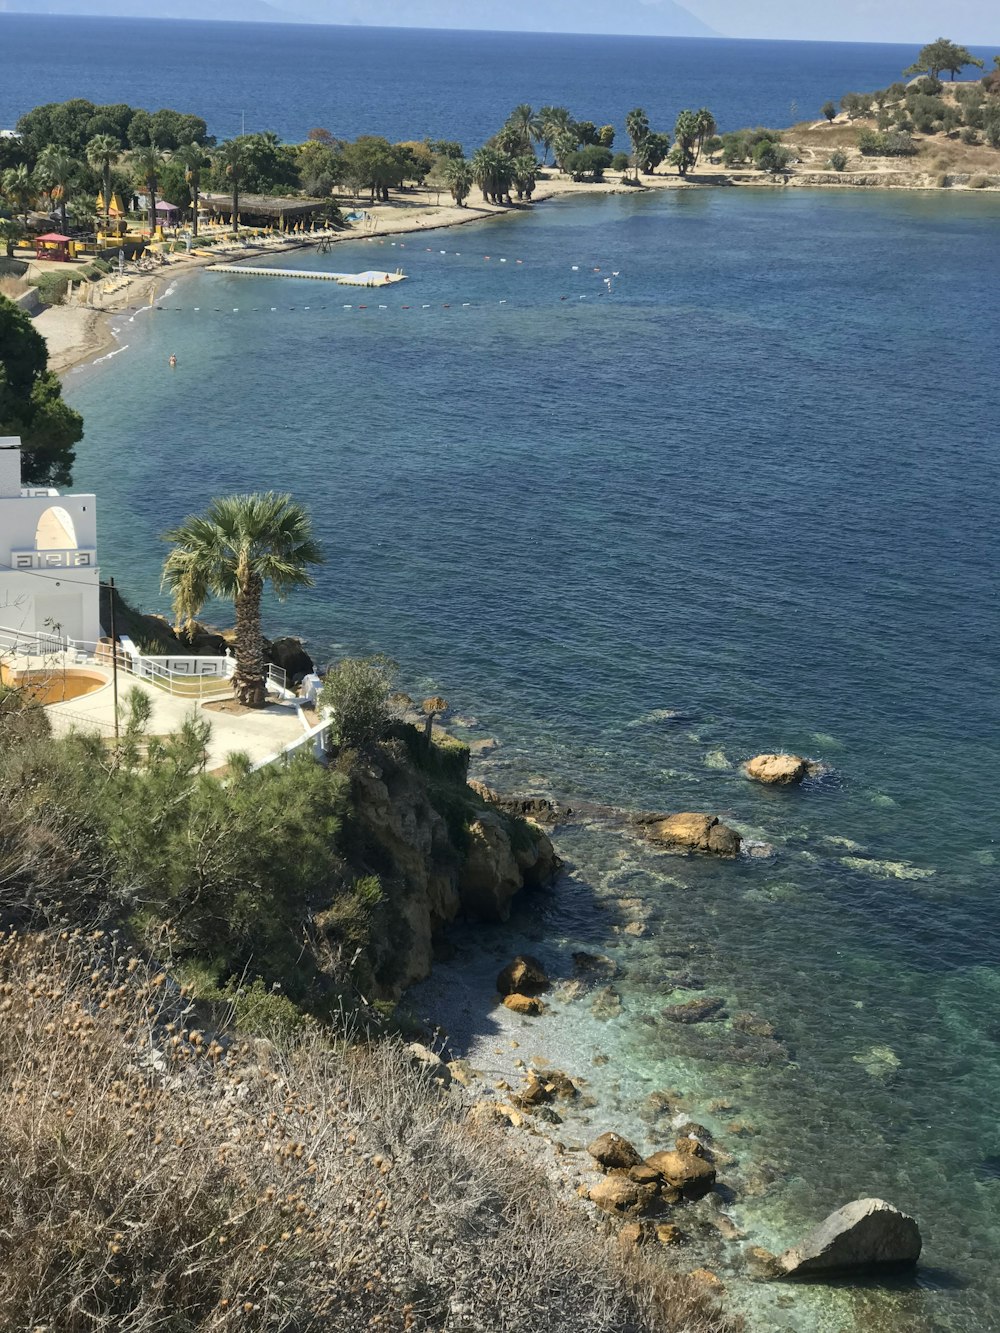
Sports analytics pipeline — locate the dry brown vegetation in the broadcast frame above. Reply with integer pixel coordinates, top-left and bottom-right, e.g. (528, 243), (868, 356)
(0, 929), (740, 1333)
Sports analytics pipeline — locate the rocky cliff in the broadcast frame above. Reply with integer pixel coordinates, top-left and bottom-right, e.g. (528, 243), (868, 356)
(341, 725), (559, 994)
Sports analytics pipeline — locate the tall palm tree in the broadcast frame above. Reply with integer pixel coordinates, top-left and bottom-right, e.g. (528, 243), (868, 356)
(625, 108), (650, 183)
(2, 163), (37, 226)
(175, 141), (207, 236)
(470, 146), (514, 205)
(129, 143), (166, 234)
(694, 108), (717, 166)
(507, 104), (541, 157)
(441, 157), (473, 207)
(86, 132), (120, 233)
(162, 493), (323, 709)
(214, 139), (246, 232)
(35, 145), (77, 233)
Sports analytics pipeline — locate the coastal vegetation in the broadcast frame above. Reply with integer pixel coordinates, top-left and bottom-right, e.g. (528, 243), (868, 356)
(0, 293), (82, 484)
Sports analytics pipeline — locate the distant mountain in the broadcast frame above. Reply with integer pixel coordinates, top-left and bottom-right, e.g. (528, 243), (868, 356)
(287, 1), (718, 37)
(0, 0), (719, 35)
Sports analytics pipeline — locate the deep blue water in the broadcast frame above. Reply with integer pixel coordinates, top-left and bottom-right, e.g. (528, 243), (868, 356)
(64, 184), (1000, 1329)
(0, 14), (982, 145)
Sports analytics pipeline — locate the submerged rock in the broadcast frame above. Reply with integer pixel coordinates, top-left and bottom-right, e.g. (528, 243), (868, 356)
(640, 812), (742, 858)
(746, 753), (809, 785)
(663, 996), (727, 1024)
(778, 1198), (922, 1278)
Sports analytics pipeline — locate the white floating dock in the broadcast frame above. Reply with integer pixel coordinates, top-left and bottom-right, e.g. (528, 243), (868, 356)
(208, 265), (405, 287)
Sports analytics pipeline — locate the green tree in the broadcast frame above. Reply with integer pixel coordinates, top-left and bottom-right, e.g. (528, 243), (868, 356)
(625, 107), (650, 181)
(339, 136), (403, 202)
(552, 130), (580, 171)
(174, 141), (207, 235)
(562, 145), (612, 181)
(35, 145), (78, 233)
(86, 133), (120, 232)
(906, 38), (985, 81)
(213, 138), (246, 228)
(0, 296), (83, 487)
(539, 106), (573, 164)
(395, 140), (435, 186)
(128, 142), (166, 231)
(319, 654), (398, 751)
(441, 156), (473, 206)
(673, 110), (700, 174)
(597, 124), (616, 148)
(161, 492), (323, 709)
(510, 154), (538, 199)
(2, 163), (37, 226)
(507, 104), (541, 156)
(470, 146), (513, 204)
(821, 101), (838, 121)
(693, 108), (717, 164)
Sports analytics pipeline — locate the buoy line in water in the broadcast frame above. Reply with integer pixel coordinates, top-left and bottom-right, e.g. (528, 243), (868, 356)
(146, 289), (617, 315)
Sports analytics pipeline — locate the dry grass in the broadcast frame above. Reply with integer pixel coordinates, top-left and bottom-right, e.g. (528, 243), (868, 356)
(0, 275), (30, 299)
(0, 930), (741, 1333)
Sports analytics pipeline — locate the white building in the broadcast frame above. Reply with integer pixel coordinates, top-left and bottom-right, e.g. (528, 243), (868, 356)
(0, 437), (101, 644)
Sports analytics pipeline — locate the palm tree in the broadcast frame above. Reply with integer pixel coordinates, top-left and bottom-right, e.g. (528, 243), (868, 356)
(674, 111), (700, 175)
(441, 157), (473, 207)
(35, 145), (77, 233)
(470, 147), (514, 205)
(625, 108), (650, 182)
(129, 143), (166, 234)
(2, 163), (37, 227)
(162, 493), (323, 709)
(214, 139), (246, 232)
(175, 141), (207, 236)
(507, 104), (541, 157)
(693, 108), (717, 166)
(86, 133), (120, 233)
(510, 155), (537, 200)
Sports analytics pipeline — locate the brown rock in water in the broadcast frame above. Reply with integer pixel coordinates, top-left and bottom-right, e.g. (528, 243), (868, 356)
(746, 753), (808, 785)
(674, 1134), (708, 1159)
(778, 1198), (922, 1278)
(502, 993), (546, 1017)
(644, 1150), (717, 1201)
(587, 1132), (643, 1171)
(643, 812), (742, 857)
(497, 954), (549, 996)
(628, 1163), (665, 1188)
(589, 1175), (658, 1217)
(662, 996), (727, 1024)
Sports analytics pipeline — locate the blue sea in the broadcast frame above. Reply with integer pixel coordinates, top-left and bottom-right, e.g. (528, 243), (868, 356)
(12, 15), (1000, 1331)
(2, 14), (991, 145)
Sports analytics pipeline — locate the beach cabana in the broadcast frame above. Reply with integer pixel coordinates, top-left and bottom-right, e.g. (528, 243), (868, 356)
(155, 201), (179, 215)
(35, 232), (71, 261)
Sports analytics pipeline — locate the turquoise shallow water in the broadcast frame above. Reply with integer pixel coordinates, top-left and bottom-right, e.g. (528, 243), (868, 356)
(67, 187), (1000, 1329)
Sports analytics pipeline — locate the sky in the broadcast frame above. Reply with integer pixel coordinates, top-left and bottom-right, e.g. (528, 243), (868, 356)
(681, 0), (1000, 44)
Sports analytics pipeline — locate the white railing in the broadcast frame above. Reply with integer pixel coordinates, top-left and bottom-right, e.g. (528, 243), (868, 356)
(10, 547), (98, 570)
(250, 711), (334, 772)
(0, 624), (286, 701)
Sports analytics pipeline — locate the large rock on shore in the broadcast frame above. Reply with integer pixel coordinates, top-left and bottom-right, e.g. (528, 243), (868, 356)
(588, 1132), (642, 1171)
(643, 1149), (717, 1200)
(497, 955), (549, 996)
(267, 636), (314, 682)
(642, 813), (741, 858)
(778, 1199), (922, 1278)
(746, 753), (809, 785)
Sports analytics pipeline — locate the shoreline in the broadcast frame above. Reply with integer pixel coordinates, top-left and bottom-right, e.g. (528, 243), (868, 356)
(41, 159), (999, 380)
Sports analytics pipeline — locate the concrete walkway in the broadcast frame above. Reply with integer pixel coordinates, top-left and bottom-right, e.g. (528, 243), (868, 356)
(43, 664), (307, 772)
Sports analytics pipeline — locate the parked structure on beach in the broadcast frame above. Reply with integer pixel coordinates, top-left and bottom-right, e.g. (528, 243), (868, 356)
(0, 437), (100, 643)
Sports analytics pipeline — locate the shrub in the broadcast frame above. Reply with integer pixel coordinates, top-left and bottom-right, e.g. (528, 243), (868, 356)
(985, 111), (1000, 147)
(320, 653), (399, 750)
(969, 174), (990, 188)
(754, 141), (793, 173)
(821, 100), (837, 121)
(858, 129), (917, 157)
(0, 930), (740, 1333)
(721, 131), (751, 165)
(611, 151), (630, 171)
(829, 149), (848, 172)
(562, 145), (613, 181)
(962, 126), (980, 145)
(841, 92), (871, 119)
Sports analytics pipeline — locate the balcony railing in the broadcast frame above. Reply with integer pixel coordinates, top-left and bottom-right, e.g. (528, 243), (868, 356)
(10, 547), (97, 570)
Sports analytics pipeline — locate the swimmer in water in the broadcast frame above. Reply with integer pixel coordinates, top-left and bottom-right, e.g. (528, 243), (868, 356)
(168, 353), (177, 367)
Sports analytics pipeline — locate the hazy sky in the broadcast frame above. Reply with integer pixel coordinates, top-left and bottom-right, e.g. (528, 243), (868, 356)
(682, 0), (1000, 44)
